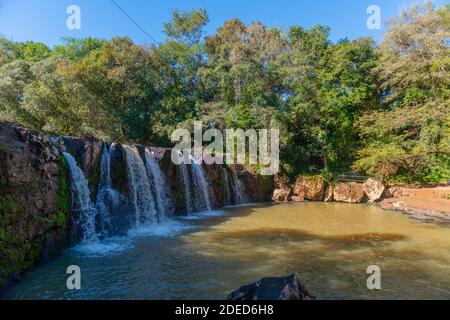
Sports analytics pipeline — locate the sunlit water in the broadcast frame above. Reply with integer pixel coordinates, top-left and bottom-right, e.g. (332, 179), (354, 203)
(2, 203), (450, 300)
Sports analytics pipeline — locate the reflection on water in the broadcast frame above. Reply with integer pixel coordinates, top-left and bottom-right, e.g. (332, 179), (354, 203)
(2, 203), (450, 300)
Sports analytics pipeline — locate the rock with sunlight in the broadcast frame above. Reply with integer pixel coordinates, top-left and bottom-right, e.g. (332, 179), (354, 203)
(334, 182), (366, 203)
(293, 176), (326, 201)
(363, 178), (386, 203)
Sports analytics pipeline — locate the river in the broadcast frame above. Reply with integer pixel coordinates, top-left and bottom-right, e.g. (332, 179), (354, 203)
(2, 203), (450, 300)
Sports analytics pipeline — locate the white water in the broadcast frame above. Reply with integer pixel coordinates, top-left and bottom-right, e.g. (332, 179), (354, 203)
(222, 167), (232, 205)
(190, 155), (212, 212)
(145, 149), (174, 219)
(231, 169), (247, 204)
(124, 146), (157, 227)
(96, 145), (118, 238)
(179, 154), (194, 214)
(62, 152), (99, 243)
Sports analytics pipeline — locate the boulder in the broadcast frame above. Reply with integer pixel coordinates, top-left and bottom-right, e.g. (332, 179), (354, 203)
(228, 274), (314, 300)
(363, 178), (386, 203)
(272, 188), (292, 202)
(334, 183), (366, 203)
(293, 176), (326, 201)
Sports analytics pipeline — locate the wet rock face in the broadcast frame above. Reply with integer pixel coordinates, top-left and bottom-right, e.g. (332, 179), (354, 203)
(239, 166), (274, 203)
(293, 176), (326, 201)
(204, 164), (226, 208)
(56, 134), (104, 196)
(364, 178), (386, 203)
(0, 121), (70, 288)
(334, 183), (366, 203)
(228, 274), (314, 300)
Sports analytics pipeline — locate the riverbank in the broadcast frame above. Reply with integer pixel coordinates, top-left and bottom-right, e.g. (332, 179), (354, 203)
(378, 186), (450, 221)
(272, 177), (450, 222)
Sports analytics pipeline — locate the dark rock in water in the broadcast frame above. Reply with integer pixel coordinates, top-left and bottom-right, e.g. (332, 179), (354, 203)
(227, 274), (314, 300)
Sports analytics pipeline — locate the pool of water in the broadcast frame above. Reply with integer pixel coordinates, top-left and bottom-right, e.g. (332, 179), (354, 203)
(2, 203), (450, 300)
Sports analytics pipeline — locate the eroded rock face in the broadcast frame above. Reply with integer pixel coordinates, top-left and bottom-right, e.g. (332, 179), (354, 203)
(293, 176), (326, 201)
(227, 274), (314, 300)
(0, 122), (70, 288)
(334, 183), (366, 203)
(364, 178), (386, 203)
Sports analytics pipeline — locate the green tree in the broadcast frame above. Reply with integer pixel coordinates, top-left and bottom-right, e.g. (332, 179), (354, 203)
(354, 2), (450, 183)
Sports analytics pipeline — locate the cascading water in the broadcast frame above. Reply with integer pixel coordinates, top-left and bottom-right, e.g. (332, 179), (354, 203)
(63, 152), (98, 243)
(124, 146), (157, 227)
(95, 145), (118, 238)
(145, 149), (174, 219)
(178, 152), (193, 214)
(231, 169), (247, 204)
(222, 167), (232, 205)
(190, 155), (212, 212)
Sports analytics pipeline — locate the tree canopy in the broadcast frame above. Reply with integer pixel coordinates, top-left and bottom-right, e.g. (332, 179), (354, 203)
(0, 2), (448, 183)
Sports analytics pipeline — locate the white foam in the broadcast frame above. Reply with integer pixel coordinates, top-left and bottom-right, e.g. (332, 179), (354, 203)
(128, 219), (193, 238)
(70, 237), (133, 257)
(179, 210), (227, 221)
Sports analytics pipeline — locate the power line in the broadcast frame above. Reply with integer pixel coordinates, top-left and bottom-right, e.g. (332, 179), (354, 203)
(108, 0), (160, 46)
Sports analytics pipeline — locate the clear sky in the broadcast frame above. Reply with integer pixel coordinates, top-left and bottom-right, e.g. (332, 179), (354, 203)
(0, 0), (447, 46)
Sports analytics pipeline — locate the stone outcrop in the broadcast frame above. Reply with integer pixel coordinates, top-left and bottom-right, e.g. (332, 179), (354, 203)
(227, 274), (314, 300)
(333, 182), (366, 203)
(0, 121), (70, 288)
(272, 178), (292, 202)
(363, 178), (386, 203)
(293, 176), (326, 201)
(272, 188), (291, 202)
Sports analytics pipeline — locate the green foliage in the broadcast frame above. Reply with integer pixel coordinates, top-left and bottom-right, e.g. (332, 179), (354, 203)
(56, 156), (70, 228)
(0, 4), (448, 184)
(355, 2), (450, 183)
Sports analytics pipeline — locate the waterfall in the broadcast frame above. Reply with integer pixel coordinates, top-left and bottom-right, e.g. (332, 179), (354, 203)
(231, 169), (247, 204)
(190, 155), (212, 212)
(63, 152), (98, 243)
(95, 145), (117, 238)
(124, 146), (157, 226)
(179, 157), (193, 214)
(222, 167), (232, 205)
(145, 149), (174, 219)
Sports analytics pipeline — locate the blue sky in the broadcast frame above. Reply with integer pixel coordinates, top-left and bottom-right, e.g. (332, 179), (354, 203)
(0, 0), (447, 46)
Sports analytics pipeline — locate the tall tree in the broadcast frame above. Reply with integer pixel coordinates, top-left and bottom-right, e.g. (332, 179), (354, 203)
(354, 2), (450, 182)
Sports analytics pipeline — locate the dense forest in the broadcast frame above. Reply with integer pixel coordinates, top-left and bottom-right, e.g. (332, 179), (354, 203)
(0, 2), (448, 183)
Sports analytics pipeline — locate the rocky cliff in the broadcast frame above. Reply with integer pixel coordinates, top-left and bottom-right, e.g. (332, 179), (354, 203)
(0, 122), (70, 288)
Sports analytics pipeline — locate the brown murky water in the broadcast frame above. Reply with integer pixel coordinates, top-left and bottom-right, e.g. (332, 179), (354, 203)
(3, 203), (450, 300)
(184, 203), (450, 299)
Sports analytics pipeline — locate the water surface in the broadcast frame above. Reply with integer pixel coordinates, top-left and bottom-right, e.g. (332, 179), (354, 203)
(2, 203), (450, 300)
